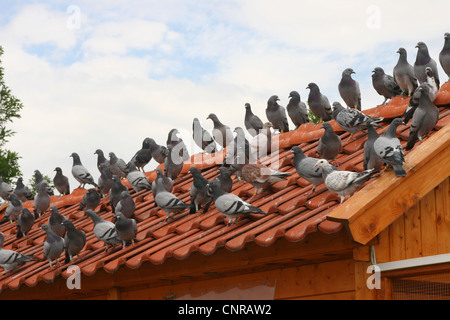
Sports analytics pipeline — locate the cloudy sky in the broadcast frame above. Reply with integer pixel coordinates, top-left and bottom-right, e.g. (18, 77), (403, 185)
(0, 0), (448, 190)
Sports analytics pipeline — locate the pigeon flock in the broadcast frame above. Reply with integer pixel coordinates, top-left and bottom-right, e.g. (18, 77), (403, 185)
(0, 34), (449, 275)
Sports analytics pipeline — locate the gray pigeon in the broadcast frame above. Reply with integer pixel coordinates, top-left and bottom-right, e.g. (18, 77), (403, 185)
(213, 167), (233, 194)
(109, 175), (127, 213)
(317, 122), (342, 162)
(115, 212), (137, 249)
(41, 224), (65, 268)
(314, 159), (375, 203)
(167, 128), (190, 161)
(363, 122), (384, 172)
(192, 118), (217, 154)
(126, 162), (152, 192)
(70, 153), (98, 188)
(94, 149), (110, 174)
(108, 152), (128, 179)
(164, 144), (184, 180)
(306, 83), (333, 121)
(265, 95), (289, 133)
(78, 188), (101, 212)
(14, 177), (34, 202)
(244, 103), (264, 137)
(286, 91), (309, 129)
(373, 118), (407, 177)
(291, 146), (329, 194)
(207, 113), (234, 148)
(97, 162), (114, 197)
(440, 32), (450, 80)
(0, 232), (36, 273)
(48, 205), (68, 238)
(393, 47), (418, 97)
(414, 41), (440, 89)
(228, 146), (249, 181)
(1, 194), (23, 224)
(332, 102), (383, 138)
(208, 180), (266, 225)
(338, 68), (362, 110)
(406, 84), (439, 151)
(16, 208), (35, 239)
(62, 219), (86, 263)
(153, 175), (190, 221)
(249, 122), (272, 162)
(33, 182), (51, 218)
(34, 170), (54, 196)
(242, 163), (291, 196)
(130, 138), (152, 172)
(53, 167), (70, 196)
(0, 177), (14, 201)
(152, 168), (173, 199)
(224, 126), (251, 165)
(188, 167), (210, 214)
(85, 209), (121, 251)
(148, 138), (167, 164)
(115, 191), (136, 219)
(371, 67), (402, 104)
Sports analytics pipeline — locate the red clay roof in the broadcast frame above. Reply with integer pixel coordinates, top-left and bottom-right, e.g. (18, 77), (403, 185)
(0, 82), (449, 293)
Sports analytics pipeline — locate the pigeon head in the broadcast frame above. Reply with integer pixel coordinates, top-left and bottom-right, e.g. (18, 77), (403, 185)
(391, 118), (406, 127)
(314, 159), (331, 169)
(372, 67), (385, 75)
(306, 82), (319, 91)
(342, 68), (355, 77)
(262, 122), (273, 130)
(291, 146), (305, 156)
(320, 122), (333, 131)
(445, 32), (450, 39)
(267, 95), (280, 107)
(415, 41), (427, 49)
(425, 66), (435, 78)
(54, 167), (62, 173)
(396, 47), (406, 55)
(244, 103), (251, 109)
(40, 224), (50, 232)
(188, 167), (201, 176)
(288, 91), (300, 100)
(61, 219), (75, 230)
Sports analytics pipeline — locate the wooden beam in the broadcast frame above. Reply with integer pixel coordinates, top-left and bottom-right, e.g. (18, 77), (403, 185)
(327, 123), (450, 245)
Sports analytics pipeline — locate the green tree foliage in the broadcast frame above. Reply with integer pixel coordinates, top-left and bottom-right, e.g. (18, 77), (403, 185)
(0, 46), (23, 184)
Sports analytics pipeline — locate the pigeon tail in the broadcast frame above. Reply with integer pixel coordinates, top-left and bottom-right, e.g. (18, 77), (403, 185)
(393, 164), (407, 177)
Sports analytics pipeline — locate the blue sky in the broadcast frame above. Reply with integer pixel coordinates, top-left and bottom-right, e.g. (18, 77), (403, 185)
(0, 0), (448, 190)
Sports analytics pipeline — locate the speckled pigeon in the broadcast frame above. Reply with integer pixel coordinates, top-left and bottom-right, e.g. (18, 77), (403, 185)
(332, 102), (383, 138)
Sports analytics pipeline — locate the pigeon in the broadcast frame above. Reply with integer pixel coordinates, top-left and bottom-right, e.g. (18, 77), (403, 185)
(393, 47), (418, 97)
(224, 126), (251, 165)
(115, 212), (137, 249)
(406, 84), (439, 151)
(14, 177), (33, 202)
(338, 68), (362, 110)
(306, 83), (333, 121)
(249, 122), (273, 162)
(164, 144), (184, 180)
(16, 208), (35, 239)
(78, 188), (101, 212)
(206, 113), (234, 148)
(115, 191), (136, 219)
(34, 170), (54, 196)
(244, 103), (264, 137)
(33, 182), (51, 218)
(265, 95), (289, 133)
(167, 128), (190, 162)
(440, 32), (450, 80)
(228, 146), (249, 181)
(70, 153), (98, 188)
(48, 205), (68, 238)
(192, 118), (217, 154)
(373, 118), (407, 177)
(126, 162), (152, 192)
(0, 232), (36, 273)
(287, 90), (309, 129)
(1, 194), (22, 224)
(332, 102), (383, 138)
(314, 159), (375, 204)
(62, 219), (86, 263)
(371, 67), (402, 104)
(241, 163), (291, 195)
(109, 175), (127, 213)
(188, 167), (210, 214)
(85, 209), (121, 251)
(363, 122), (384, 172)
(41, 224), (65, 268)
(414, 41), (440, 89)
(0, 177), (14, 202)
(53, 167), (70, 196)
(148, 138), (167, 164)
(153, 176), (190, 221)
(130, 137), (153, 172)
(152, 168), (173, 199)
(317, 122), (342, 163)
(108, 152), (128, 179)
(94, 149), (110, 174)
(97, 162), (114, 197)
(212, 167), (233, 194)
(207, 180), (266, 225)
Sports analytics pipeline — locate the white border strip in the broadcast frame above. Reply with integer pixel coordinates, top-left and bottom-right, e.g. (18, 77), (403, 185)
(377, 253), (450, 273)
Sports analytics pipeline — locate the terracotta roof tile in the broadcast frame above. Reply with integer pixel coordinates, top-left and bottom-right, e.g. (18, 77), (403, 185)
(0, 82), (449, 294)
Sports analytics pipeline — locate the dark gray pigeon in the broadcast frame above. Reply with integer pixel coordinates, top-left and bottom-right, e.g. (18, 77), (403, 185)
(292, 146), (328, 195)
(70, 153), (98, 188)
(287, 91), (309, 129)
(41, 224), (65, 268)
(148, 138), (167, 164)
(86, 209), (121, 251)
(393, 47), (418, 97)
(0, 232), (36, 273)
(62, 219), (86, 263)
(306, 83), (333, 121)
(265, 95), (289, 133)
(115, 212), (137, 249)
(414, 41), (440, 89)
(207, 113), (234, 148)
(373, 118), (407, 177)
(192, 118), (217, 154)
(0, 177), (14, 202)
(363, 122), (384, 172)
(48, 205), (68, 238)
(79, 188), (101, 212)
(167, 128), (190, 162)
(440, 32), (450, 80)
(332, 102), (383, 138)
(213, 167), (233, 194)
(97, 162), (114, 197)
(34, 170), (54, 196)
(108, 152), (128, 179)
(188, 167), (210, 214)
(338, 68), (362, 110)
(317, 122), (341, 163)
(406, 84), (439, 151)
(53, 167), (70, 196)
(154, 175), (190, 221)
(130, 138), (152, 172)
(208, 180), (266, 225)
(14, 177), (34, 202)
(16, 208), (35, 239)
(164, 144), (184, 180)
(109, 175), (127, 213)
(126, 162), (152, 192)
(314, 159), (375, 203)
(33, 182), (51, 218)
(1, 194), (22, 224)
(244, 103), (264, 137)
(94, 149), (110, 175)
(371, 67), (402, 104)
(115, 191), (136, 219)
(152, 168), (173, 199)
